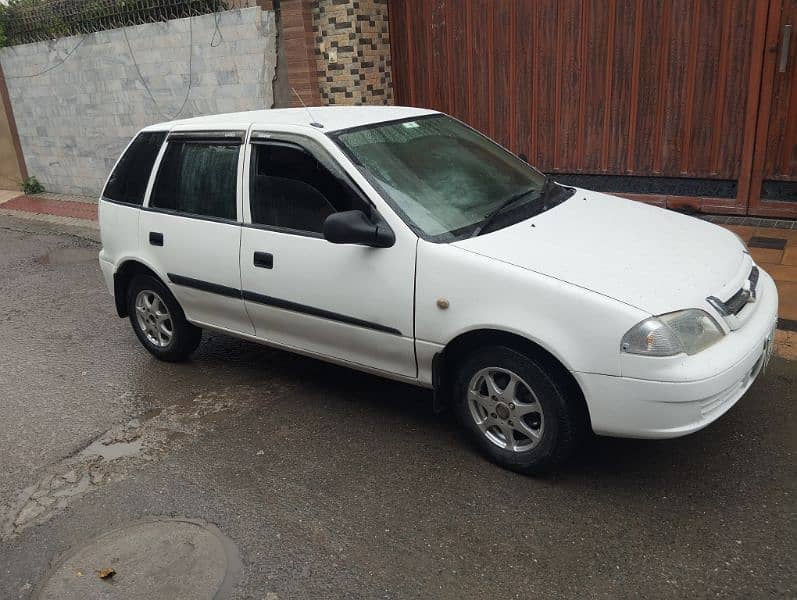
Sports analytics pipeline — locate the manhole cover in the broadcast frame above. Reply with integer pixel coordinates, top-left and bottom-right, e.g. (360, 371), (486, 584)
(37, 518), (241, 600)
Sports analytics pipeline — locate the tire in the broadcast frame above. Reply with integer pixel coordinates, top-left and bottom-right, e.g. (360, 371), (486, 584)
(452, 345), (583, 474)
(126, 274), (201, 362)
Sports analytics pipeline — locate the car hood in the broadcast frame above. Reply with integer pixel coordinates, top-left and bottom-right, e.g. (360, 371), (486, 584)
(452, 189), (749, 315)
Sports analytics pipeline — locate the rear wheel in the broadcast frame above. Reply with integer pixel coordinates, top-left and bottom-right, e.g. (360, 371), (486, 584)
(127, 275), (201, 362)
(452, 345), (583, 474)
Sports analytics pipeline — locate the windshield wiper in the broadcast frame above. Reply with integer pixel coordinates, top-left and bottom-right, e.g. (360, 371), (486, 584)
(469, 183), (542, 238)
(539, 173), (572, 211)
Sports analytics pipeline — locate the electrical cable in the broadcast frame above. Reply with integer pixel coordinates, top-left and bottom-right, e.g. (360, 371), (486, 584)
(6, 8), (228, 120)
(123, 15), (193, 121)
(5, 34), (87, 79)
(210, 5), (224, 48)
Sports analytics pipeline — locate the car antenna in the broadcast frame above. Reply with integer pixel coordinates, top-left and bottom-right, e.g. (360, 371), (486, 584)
(291, 88), (324, 129)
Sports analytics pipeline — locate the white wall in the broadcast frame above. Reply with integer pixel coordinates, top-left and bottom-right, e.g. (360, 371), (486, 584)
(0, 8), (277, 196)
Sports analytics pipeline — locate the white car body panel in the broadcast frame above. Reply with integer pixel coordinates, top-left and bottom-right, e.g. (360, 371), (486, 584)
(134, 140), (253, 335)
(453, 189), (748, 317)
(239, 227), (417, 378)
(414, 239), (649, 377)
(137, 212), (253, 334)
(98, 202), (139, 292)
(237, 123), (418, 378)
(97, 107), (780, 442)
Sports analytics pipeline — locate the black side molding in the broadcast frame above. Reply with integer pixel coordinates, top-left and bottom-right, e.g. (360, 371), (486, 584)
(241, 290), (402, 336)
(166, 273), (402, 336)
(167, 273), (241, 299)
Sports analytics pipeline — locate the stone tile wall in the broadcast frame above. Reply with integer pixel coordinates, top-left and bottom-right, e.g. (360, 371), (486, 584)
(312, 0), (392, 105)
(0, 8), (276, 196)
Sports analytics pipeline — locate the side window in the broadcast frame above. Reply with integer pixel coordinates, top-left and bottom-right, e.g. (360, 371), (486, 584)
(103, 131), (166, 205)
(249, 143), (364, 234)
(149, 141), (239, 220)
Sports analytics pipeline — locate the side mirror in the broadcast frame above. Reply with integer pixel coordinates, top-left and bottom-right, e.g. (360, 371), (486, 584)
(323, 210), (395, 248)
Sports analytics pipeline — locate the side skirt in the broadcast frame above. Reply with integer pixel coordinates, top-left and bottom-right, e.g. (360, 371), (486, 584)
(190, 319), (432, 390)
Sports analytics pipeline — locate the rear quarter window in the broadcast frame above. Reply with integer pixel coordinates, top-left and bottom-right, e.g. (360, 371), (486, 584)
(149, 142), (239, 221)
(103, 132), (166, 205)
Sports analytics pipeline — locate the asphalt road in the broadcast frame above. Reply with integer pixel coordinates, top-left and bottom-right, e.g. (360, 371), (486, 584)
(0, 216), (795, 599)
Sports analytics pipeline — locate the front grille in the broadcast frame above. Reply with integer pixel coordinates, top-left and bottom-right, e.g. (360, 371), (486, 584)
(707, 266), (759, 317)
(725, 267), (759, 315)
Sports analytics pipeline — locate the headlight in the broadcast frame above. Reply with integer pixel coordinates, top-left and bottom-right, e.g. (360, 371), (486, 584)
(621, 309), (725, 356)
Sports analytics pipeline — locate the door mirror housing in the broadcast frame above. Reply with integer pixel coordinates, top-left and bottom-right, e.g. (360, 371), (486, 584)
(323, 210), (395, 248)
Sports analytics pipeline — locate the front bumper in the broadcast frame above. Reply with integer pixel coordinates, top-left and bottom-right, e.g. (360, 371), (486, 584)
(575, 270), (779, 439)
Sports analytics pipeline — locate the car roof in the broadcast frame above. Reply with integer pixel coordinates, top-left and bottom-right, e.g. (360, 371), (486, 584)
(141, 106), (439, 134)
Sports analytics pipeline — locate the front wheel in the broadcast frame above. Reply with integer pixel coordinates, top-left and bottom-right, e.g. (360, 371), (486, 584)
(452, 346), (583, 474)
(127, 275), (201, 362)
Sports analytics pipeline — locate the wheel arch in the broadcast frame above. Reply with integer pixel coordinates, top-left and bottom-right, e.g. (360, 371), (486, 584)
(113, 259), (167, 318)
(433, 328), (591, 430)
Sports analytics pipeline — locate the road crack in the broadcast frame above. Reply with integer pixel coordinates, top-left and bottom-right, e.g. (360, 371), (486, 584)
(0, 387), (260, 539)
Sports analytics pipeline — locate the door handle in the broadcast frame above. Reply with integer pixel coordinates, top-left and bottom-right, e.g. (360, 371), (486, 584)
(149, 232), (164, 246)
(253, 251), (273, 269)
(779, 24), (792, 73)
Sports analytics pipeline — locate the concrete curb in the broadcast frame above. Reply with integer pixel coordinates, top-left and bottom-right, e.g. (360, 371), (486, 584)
(0, 211), (100, 243)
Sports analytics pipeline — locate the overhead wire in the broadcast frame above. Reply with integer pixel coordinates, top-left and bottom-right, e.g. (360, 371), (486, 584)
(122, 15), (194, 121)
(4, 4), (230, 122)
(5, 34), (87, 79)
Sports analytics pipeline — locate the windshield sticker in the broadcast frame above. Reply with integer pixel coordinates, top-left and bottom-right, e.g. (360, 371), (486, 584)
(402, 121), (420, 129)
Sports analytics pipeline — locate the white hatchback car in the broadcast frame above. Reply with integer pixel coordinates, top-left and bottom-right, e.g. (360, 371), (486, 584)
(99, 106), (778, 473)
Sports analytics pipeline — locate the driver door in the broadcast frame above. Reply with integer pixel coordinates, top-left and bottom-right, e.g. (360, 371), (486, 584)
(239, 133), (417, 378)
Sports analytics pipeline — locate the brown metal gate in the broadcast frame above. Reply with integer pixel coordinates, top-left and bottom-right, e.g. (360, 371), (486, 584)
(389, 0), (797, 218)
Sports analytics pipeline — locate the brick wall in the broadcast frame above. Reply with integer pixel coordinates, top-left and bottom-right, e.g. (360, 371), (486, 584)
(0, 8), (277, 196)
(312, 0), (393, 105)
(279, 0), (323, 106)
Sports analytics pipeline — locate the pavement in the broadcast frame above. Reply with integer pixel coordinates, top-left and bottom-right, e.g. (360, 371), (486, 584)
(0, 191), (99, 242)
(0, 206), (795, 599)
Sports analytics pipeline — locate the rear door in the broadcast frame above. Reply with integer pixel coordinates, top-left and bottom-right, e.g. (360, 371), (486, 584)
(139, 130), (253, 334)
(239, 131), (417, 378)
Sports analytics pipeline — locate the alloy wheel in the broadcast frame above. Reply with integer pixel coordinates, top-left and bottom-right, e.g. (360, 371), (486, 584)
(467, 367), (545, 452)
(134, 290), (173, 348)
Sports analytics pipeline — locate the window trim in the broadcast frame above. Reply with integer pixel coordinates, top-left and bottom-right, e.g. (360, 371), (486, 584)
(144, 134), (245, 222)
(140, 205), (240, 226)
(243, 133), (394, 241)
(101, 196), (145, 208)
(241, 221), (325, 239)
(167, 130), (246, 143)
(142, 131), (171, 209)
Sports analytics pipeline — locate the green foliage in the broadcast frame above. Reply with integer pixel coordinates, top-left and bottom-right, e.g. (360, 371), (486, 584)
(0, 6), (7, 48)
(22, 176), (45, 195)
(0, 0), (228, 47)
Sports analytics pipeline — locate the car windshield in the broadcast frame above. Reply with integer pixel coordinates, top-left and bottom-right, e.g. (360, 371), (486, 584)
(332, 115), (550, 241)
